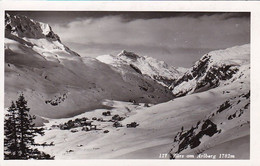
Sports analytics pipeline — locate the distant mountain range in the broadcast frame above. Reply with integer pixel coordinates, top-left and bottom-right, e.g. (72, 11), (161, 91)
(5, 13), (174, 120)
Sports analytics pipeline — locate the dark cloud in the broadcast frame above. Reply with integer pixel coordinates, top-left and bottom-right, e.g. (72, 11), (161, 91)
(6, 11), (250, 67)
(173, 12), (249, 19)
(6, 11), (249, 24)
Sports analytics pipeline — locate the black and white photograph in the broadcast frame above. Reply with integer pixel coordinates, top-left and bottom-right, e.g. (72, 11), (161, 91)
(3, 6), (252, 161)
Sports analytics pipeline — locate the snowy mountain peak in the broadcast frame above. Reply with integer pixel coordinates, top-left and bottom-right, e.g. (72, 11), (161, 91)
(171, 44), (250, 97)
(5, 13), (80, 59)
(97, 51), (184, 87)
(5, 13), (60, 42)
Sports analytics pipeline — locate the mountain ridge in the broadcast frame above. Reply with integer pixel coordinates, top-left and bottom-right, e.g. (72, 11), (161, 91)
(96, 50), (186, 87)
(4, 13), (174, 120)
(170, 44), (249, 97)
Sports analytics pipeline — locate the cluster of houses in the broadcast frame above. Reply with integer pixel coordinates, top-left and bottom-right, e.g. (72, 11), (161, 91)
(112, 115), (139, 128)
(52, 110), (139, 133)
(51, 117), (97, 132)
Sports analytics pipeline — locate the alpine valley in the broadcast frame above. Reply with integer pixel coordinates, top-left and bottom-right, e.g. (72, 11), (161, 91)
(4, 13), (250, 159)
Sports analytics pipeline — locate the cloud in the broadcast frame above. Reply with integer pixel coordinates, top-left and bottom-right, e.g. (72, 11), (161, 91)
(51, 13), (249, 67)
(9, 11), (249, 23)
(65, 41), (213, 67)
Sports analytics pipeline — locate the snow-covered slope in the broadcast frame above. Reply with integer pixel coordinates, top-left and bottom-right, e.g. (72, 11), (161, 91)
(170, 44), (250, 97)
(96, 50), (184, 87)
(4, 13), (174, 120)
(35, 44), (249, 159)
(169, 91), (250, 159)
(36, 69), (250, 159)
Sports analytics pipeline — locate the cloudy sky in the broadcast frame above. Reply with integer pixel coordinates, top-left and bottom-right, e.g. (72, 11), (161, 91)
(8, 11), (250, 67)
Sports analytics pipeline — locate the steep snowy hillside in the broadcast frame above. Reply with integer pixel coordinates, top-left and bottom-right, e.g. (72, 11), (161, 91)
(169, 91), (250, 159)
(167, 44), (250, 159)
(4, 13), (174, 120)
(96, 50), (184, 87)
(170, 44), (250, 97)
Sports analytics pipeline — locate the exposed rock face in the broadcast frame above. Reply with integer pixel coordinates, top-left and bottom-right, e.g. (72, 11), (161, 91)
(170, 44), (250, 97)
(5, 13), (60, 41)
(5, 13), (80, 57)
